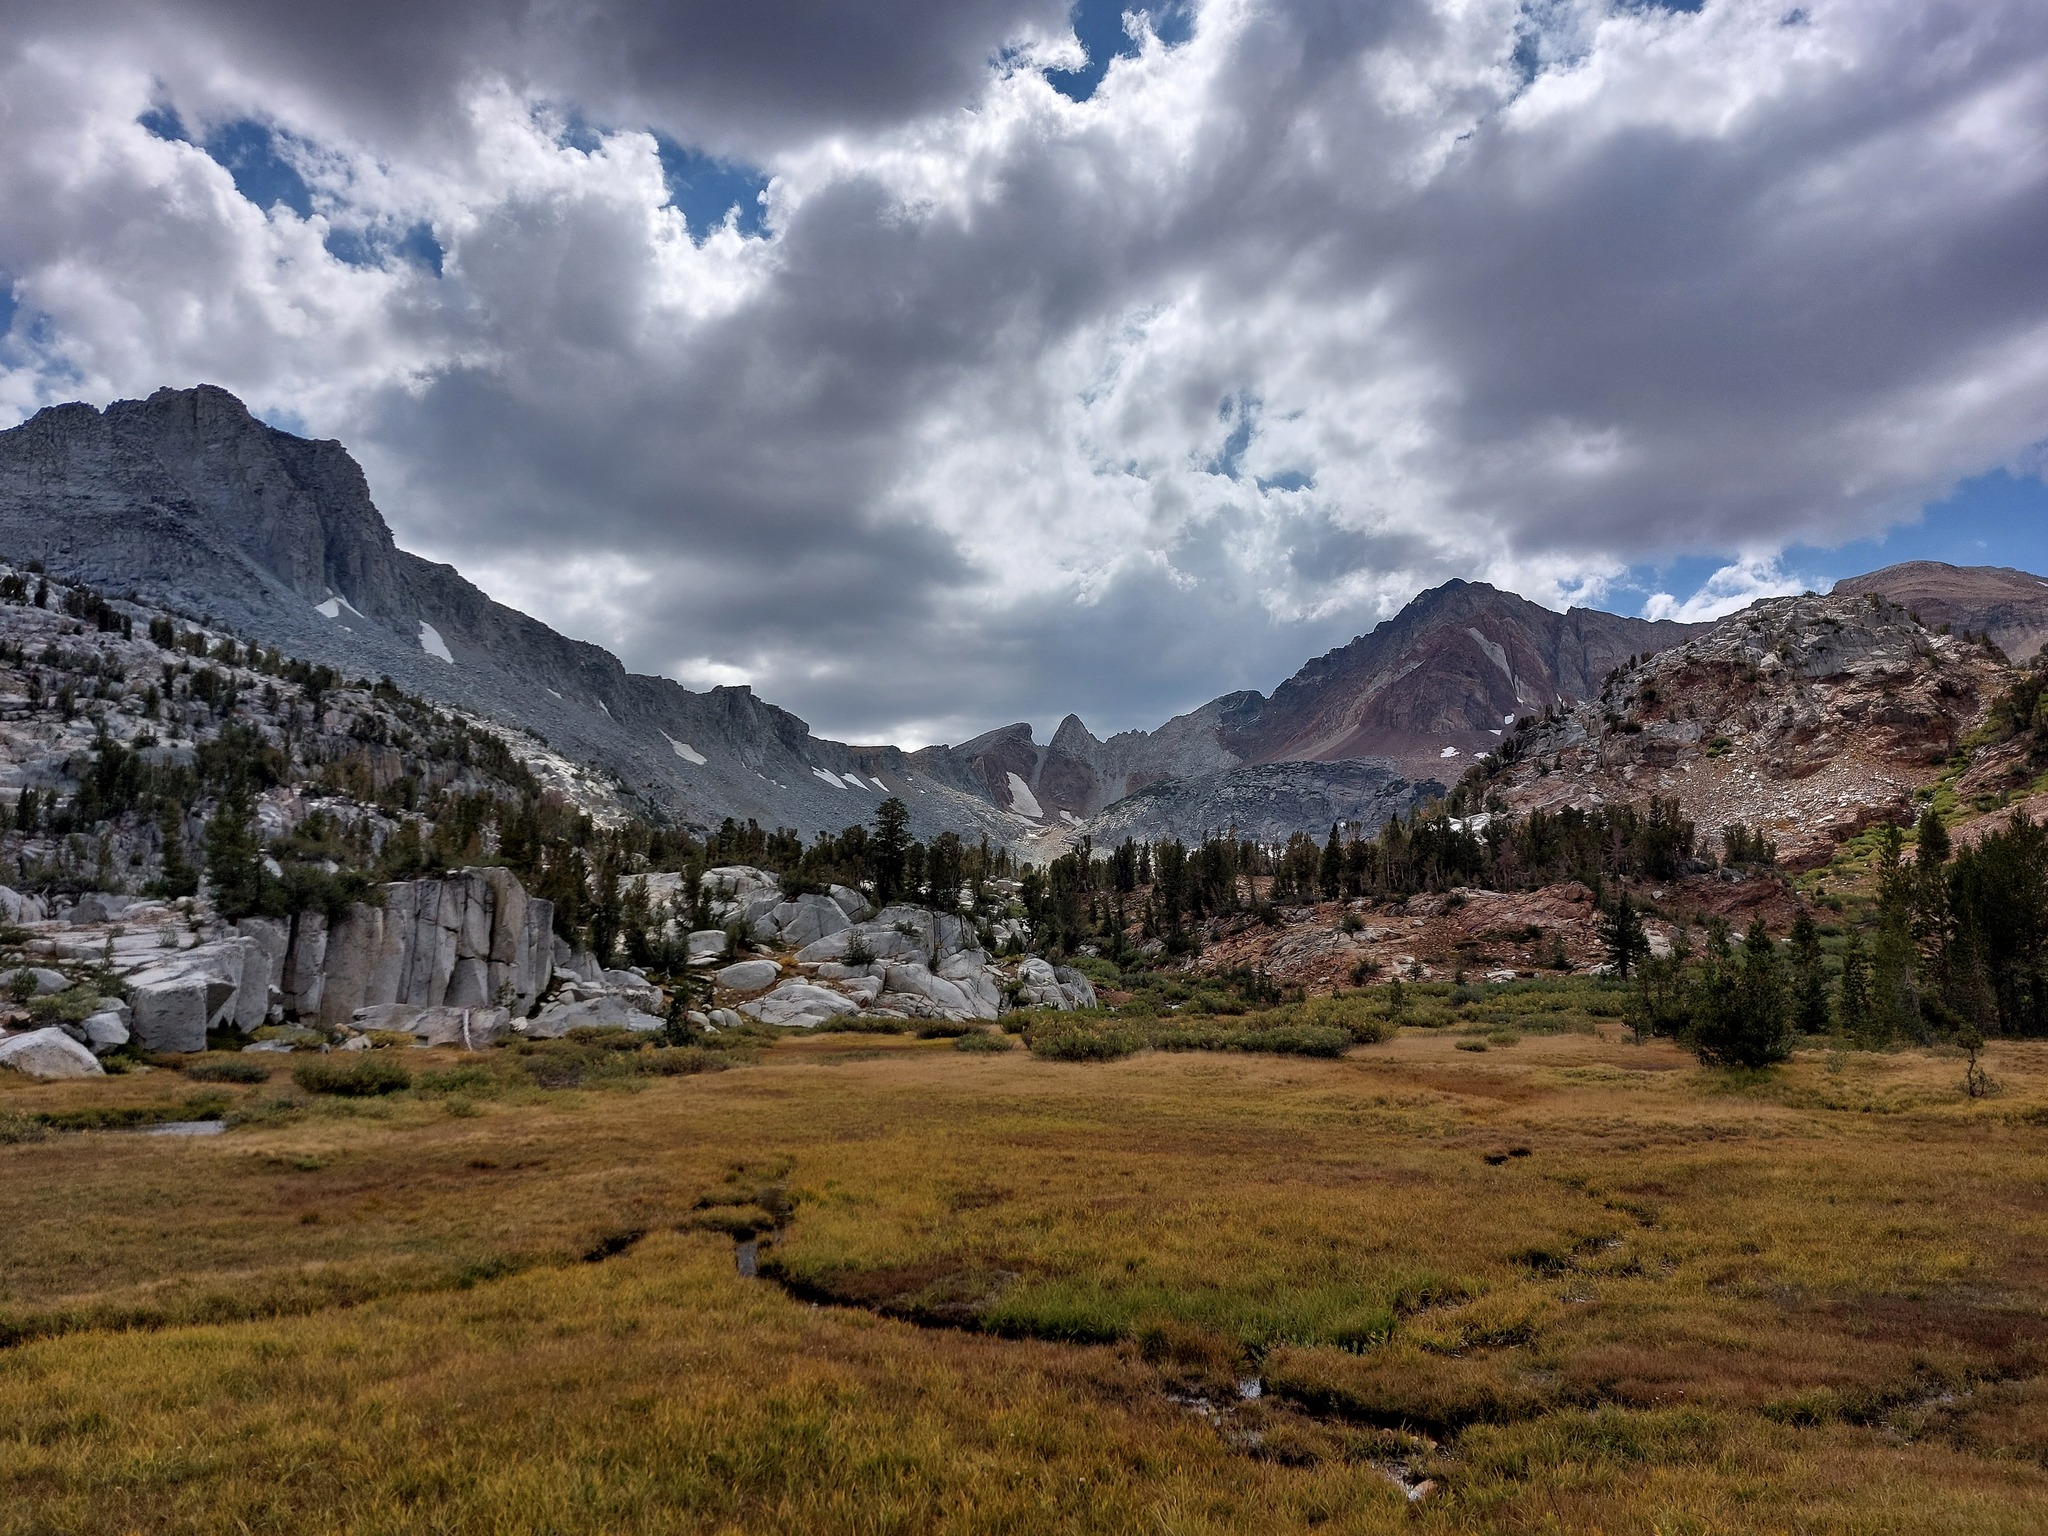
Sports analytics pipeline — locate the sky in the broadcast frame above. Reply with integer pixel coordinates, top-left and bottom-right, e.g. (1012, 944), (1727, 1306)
(0, 0), (2045, 748)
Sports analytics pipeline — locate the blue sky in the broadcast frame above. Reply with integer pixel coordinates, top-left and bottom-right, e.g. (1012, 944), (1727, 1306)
(1604, 464), (2048, 620)
(5, 0), (2048, 744)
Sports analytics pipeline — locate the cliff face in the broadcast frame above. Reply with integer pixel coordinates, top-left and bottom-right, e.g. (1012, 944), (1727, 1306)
(0, 387), (1012, 843)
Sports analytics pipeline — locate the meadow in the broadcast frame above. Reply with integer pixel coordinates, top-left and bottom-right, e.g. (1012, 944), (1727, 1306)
(5, 996), (2048, 1533)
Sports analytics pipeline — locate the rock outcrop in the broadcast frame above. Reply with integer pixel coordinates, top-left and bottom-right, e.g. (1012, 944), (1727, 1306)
(1079, 759), (1442, 846)
(1488, 591), (2008, 868)
(1834, 562), (2048, 664)
(298, 868), (556, 1027)
(0, 1025), (103, 1078)
(0, 868), (555, 1055)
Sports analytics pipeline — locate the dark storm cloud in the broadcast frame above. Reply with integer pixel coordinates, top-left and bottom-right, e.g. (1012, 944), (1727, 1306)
(0, 0), (1070, 154)
(3, 0), (2048, 743)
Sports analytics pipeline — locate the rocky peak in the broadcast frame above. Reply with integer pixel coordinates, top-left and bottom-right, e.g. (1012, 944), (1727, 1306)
(1833, 561), (2048, 663)
(1487, 589), (2008, 868)
(1227, 579), (1706, 779)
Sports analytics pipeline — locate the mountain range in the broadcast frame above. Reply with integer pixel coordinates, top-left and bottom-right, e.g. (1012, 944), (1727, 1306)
(3, 384), (2044, 852)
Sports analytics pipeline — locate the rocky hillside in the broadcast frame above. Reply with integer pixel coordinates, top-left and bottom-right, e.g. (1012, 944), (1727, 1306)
(0, 387), (1011, 845)
(1833, 561), (2048, 662)
(15, 383), (2041, 859)
(933, 579), (1701, 842)
(1481, 590), (2010, 869)
(1077, 759), (1443, 847)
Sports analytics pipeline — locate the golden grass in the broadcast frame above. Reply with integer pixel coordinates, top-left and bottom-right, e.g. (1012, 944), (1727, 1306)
(6, 1024), (2048, 1531)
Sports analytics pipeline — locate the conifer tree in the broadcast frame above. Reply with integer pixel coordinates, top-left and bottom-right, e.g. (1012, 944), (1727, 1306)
(870, 797), (912, 906)
(1601, 889), (1648, 979)
(1870, 825), (1920, 1043)
(1836, 928), (1872, 1041)
(154, 801), (198, 900)
(1319, 823), (1343, 901)
(202, 790), (266, 919)
(1787, 911), (1830, 1036)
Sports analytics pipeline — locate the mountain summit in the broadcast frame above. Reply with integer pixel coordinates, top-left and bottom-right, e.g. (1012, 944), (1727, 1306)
(18, 384), (2009, 855)
(0, 386), (1011, 840)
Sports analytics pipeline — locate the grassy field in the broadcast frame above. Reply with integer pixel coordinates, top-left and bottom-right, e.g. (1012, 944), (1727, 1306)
(6, 1008), (2048, 1533)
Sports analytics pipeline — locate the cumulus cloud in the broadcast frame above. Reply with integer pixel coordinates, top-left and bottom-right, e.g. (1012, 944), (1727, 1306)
(1644, 555), (1815, 623)
(2, 0), (2046, 745)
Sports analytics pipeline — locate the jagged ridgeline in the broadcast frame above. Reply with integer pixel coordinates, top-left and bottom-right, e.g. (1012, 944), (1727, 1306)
(0, 385), (1697, 852)
(0, 386), (1019, 844)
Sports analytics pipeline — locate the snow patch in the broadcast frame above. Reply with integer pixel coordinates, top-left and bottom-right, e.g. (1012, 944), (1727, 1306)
(812, 767), (845, 788)
(1060, 809), (1080, 825)
(660, 732), (706, 765)
(1005, 772), (1044, 819)
(597, 700), (612, 719)
(1503, 713), (1516, 726)
(418, 621), (454, 663)
(315, 595), (364, 622)
(1439, 746), (1460, 758)
(870, 778), (890, 793)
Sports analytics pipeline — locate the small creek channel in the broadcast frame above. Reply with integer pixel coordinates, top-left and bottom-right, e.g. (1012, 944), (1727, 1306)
(722, 1229), (1440, 1503)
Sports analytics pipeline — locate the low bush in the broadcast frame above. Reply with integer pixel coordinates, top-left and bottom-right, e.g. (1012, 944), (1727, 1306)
(1152, 1022), (1353, 1058)
(184, 1056), (271, 1083)
(292, 1056), (413, 1096)
(414, 1066), (497, 1095)
(1026, 1019), (1147, 1061)
(813, 1015), (910, 1036)
(33, 1092), (233, 1131)
(954, 1029), (1013, 1053)
(0, 1109), (49, 1144)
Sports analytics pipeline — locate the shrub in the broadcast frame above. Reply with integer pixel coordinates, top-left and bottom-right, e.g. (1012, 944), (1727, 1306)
(813, 1015), (910, 1035)
(184, 1057), (271, 1084)
(915, 1020), (974, 1039)
(1231, 1024), (1351, 1058)
(292, 1056), (413, 1096)
(0, 1109), (49, 1144)
(954, 1029), (1013, 1053)
(1067, 956), (1122, 987)
(1026, 1020), (1146, 1061)
(635, 1047), (723, 1077)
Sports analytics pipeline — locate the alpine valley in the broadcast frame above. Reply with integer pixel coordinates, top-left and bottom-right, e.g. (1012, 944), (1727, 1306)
(12, 384), (2041, 860)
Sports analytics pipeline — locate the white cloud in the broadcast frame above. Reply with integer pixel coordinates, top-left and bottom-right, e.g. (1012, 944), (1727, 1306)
(1645, 556), (1814, 624)
(1, 0), (2046, 744)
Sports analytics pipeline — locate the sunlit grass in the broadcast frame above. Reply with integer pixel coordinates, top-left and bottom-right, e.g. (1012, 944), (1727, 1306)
(6, 1021), (2048, 1530)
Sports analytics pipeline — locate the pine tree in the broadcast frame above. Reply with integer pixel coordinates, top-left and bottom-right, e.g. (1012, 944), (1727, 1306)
(153, 801), (198, 899)
(1787, 911), (1830, 1036)
(1836, 929), (1873, 1041)
(202, 790), (267, 919)
(1692, 918), (1791, 1067)
(1319, 823), (1343, 901)
(1870, 825), (1921, 1043)
(1601, 889), (1648, 979)
(587, 845), (623, 965)
(870, 797), (912, 907)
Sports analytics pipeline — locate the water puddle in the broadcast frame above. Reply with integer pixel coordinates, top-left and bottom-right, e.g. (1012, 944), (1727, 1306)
(1375, 1462), (1439, 1503)
(140, 1120), (226, 1137)
(735, 1238), (760, 1277)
